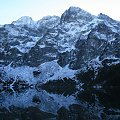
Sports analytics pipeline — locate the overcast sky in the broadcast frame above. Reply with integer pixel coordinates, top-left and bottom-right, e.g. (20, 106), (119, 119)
(0, 0), (120, 24)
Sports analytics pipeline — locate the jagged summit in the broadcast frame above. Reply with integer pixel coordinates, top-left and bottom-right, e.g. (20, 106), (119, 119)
(9, 6), (119, 29)
(98, 13), (117, 22)
(40, 15), (60, 20)
(12, 16), (36, 28)
(36, 15), (60, 28)
(1, 6), (119, 27)
(60, 6), (95, 23)
(11, 15), (60, 29)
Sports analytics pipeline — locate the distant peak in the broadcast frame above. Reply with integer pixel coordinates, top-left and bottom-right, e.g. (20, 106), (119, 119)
(18, 16), (33, 20)
(41, 15), (60, 20)
(13, 16), (34, 23)
(36, 15), (60, 28)
(12, 16), (36, 28)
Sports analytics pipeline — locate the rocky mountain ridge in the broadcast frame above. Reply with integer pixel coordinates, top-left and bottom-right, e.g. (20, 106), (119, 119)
(0, 7), (120, 70)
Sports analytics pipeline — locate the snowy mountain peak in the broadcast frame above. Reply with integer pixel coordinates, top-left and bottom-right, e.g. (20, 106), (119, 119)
(40, 16), (60, 21)
(60, 6), (95, 23)
(36, 16), (60, 28)
(68, 6), (83, 12)
(12, 16), (36, 28)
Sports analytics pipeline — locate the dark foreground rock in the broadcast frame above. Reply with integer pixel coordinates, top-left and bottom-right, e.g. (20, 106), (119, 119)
(33, 70), (41, 77)
(76, 63), (120, 108)
(32, 95), (41, 104)
(0, 106), (57, 120)
(57, 104), (100, 120)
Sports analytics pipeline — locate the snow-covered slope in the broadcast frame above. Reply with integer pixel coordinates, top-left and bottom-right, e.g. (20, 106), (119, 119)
(12, 16), (36, 28)
(0, 60), (76, 84)
(36, 16), (60, 29)
(60, 6), (95, 24)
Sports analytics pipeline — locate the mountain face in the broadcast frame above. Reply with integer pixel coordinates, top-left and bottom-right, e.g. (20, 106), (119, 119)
(0, 6), (120, 69)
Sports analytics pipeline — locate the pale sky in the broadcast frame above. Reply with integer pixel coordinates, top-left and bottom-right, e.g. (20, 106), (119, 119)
(0, 0), (120, 24)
